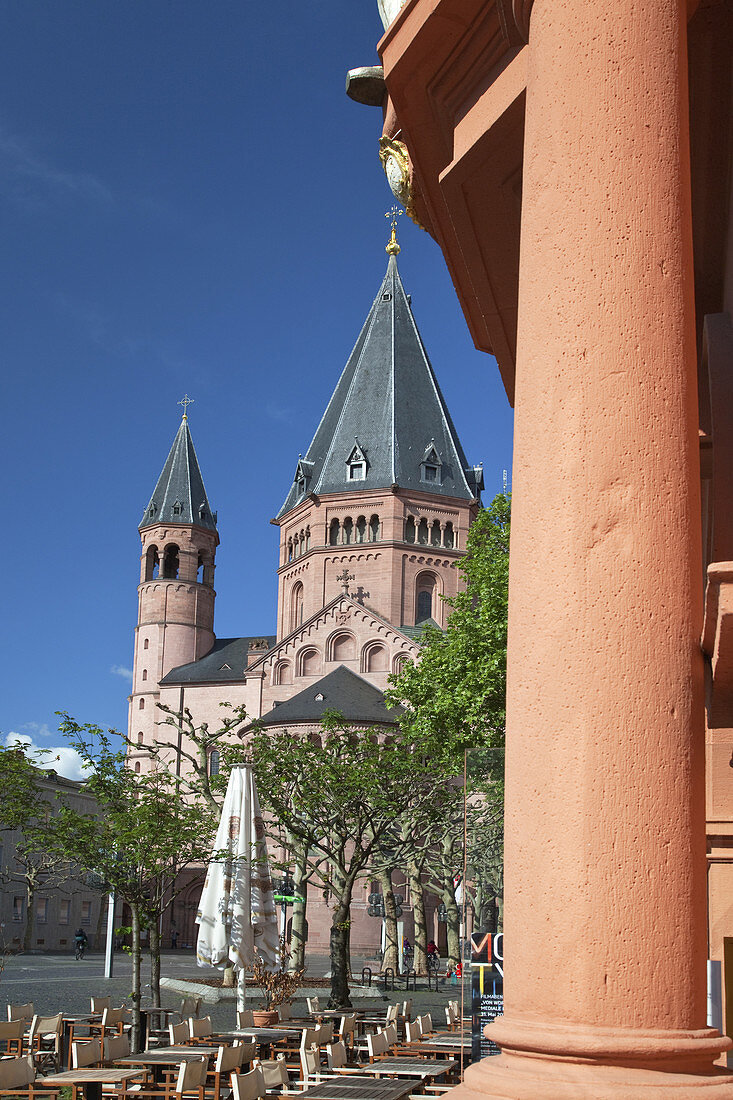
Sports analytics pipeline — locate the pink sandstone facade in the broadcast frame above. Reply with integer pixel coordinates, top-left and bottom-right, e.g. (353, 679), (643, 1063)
(347, 0), (733, 1093)
(126, 242), (482, 952)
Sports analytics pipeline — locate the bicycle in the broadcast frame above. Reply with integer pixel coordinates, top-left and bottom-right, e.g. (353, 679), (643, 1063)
(74, 940), (86, 960)
(427, 953), (440, 974)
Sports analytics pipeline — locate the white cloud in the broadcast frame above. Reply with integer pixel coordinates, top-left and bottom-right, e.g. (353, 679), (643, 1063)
(0, 123), (114, 208)
(4, 732), (89, 782)
(110, 665), (133, 682)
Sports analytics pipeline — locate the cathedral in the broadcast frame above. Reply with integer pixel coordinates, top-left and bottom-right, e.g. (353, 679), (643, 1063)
(126, 229), (483, 950)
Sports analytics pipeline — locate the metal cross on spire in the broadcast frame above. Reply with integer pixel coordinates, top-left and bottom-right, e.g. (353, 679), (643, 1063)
(178, 394), (194, 419)
(385, 205), (403, 256)
(336, 568), (355, 595)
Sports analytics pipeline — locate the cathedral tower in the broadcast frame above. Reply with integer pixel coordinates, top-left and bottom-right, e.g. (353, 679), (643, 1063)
(128, 406), (219, 757)
(274, 231), (483, 643)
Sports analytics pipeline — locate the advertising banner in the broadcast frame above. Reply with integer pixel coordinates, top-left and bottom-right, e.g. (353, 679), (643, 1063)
(471, 930), (503, 1061)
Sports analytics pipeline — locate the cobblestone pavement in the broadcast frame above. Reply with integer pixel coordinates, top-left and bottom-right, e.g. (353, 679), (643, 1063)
(0, 950), (470, 1031)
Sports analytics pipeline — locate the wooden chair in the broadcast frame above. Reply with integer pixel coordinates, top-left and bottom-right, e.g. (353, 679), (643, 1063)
(91, 1008), (130, 1042)
(299, 1043), (338, 1086)
(207, 1044), (246, 1100)
(335, 1014), (356, 1054)
(236, 1010), (254, 1029)
(385, 1005), (399, 1025)
(230, 1042), (256, 1068)
(7, 1004), (34, 1023)
(187, 1018), (213, 1044)
(91, 998), (113, 1014)
(277, 1004), (292, 1023)
(418, 1014), (434, 1036)
(0, 1019), (25, 1056)
(72, 1038), (103, 1069)
(103, 1034), (131, 1064)
(0, 1054), (59, 1100)
(169, 1022), (189, 1046)
(305, 998), (320, 1017)
(27, 1013), (63, 1074)
(401, 1000), (412, 1023)
(228, 1066), (265, 1100)
(250, 1057), (298, 1096)
(365, 1030), (390, 1064)
(179, 999), (202, 1022)
(144, 1058), (208, 1100)
(324, 1042), (363, 1075)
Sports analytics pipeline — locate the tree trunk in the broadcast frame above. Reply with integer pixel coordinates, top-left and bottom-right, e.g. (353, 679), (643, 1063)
(23, 881), (34, 952)
(378, 868), (399, 973)
(328, 885), (354, 1008)
(289, 847), (309, 972)
(149, 919), (161, 1008)
(129, 901), (142, 1052)
(408, 864), (427, 974)
(443, 887), (460, 967)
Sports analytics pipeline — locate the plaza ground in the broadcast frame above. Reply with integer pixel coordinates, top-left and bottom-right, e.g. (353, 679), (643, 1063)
(0, 950), (470, 1027)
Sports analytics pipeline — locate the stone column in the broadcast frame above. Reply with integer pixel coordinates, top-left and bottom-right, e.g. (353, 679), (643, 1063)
(456, 0), (733, 1093)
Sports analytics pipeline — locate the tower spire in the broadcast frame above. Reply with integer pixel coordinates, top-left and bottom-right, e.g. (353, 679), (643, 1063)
(140, 414), (217, 532)
(178, 393), (194, 420)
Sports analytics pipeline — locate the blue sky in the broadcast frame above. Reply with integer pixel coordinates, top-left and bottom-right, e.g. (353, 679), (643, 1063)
(1, 2), (513, 775)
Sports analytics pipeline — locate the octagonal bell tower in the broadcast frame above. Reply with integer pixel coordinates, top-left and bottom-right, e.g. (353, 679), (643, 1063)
(128, 405), (219, 754)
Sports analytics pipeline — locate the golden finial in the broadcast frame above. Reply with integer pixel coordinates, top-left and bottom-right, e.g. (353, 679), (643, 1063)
(178, 394), (194, 420)
(385, 205), (403, 255)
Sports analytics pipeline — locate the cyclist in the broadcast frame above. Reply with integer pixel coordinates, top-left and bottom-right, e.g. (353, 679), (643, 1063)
(74, 928), (88, 959)
(426, 939), (439, 971)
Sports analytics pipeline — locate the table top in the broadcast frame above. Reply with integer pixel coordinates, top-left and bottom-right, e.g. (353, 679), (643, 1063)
(216, 1028), (290, 1042)
(40, 1068), (148, 1085)
(115, 1051), (206, 1066)
(298, 1078), (414, 1100)
(355, 1058), (457, 1078)
(62, 1014), (101, 1023)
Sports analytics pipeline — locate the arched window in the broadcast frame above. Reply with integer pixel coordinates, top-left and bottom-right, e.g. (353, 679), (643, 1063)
(356, 516), (366, 544)
(137, 731), (144, 745)
(329, 519), (340, 546)
(342, 517), (353, 545)
(139, 699), (145, 710)
(417, 519), (429, 545)
(416, 572), (438, 624)
(298, 647), (320, 676)
(329, 632), (356, 662)
(363, 643), (389, 673)
(142, 670), (147, 682)
(393, 653), (410, 676)
(143, 639), (149, 651)
(134, 761), (141, 773)
(431, 520), (441, 546)
(145, 545), (160, 581)
(290, 582), (304, 632)
(208, 750), (220, 777)
(405, 517), (416, 543)
(163, 544), (180, 579)
(274, 660), (293, 686)
(288, 538), (293, 562)
(305, 527), (311, 552)
(196, 555), (204, 582)
(370, 515), (381, 542)
(445, 522), (455, 549)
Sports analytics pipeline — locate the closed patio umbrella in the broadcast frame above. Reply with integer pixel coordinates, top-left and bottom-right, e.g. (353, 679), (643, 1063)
(196, 763), (279, 1009)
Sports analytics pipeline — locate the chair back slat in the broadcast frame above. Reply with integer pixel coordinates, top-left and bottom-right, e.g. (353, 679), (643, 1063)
(404, 1020), (421, 1044)
(72, 1038), (102, 1068)
(277, 1003), (292, 1022)
(180, 996), (202, 1020)
(252, 1056), (288, 1090)
(401, 999), (412, 1021)
(188, 1016), (212, 1039)
(366, 1030), (389, 1060)
(306, 996), (320, 1015)
(91, 996), (112, 1014)
(169, 1021), (189, 1045)
(0, 1055), (35, 1090)
(385, 1003), (399, 1023)
(383, 1022), (398, 1049)
(232, 1041), (256, 1065)
(0, 1019), (25, 1054)
(7, 1003), (33, 1023)
(176, 1056), (207, 1095)
(418, 1013), (433, 1034)
(215, 1044), (245, 1074)
(229, 1065), (265, 1100)
(103, 1034), (131, 1063)
(326, 1041), (347, 1070)
(236, 1009), (254, 1029)
(29, 1012), (63, 1043)
(300, 1043), (321, 1083)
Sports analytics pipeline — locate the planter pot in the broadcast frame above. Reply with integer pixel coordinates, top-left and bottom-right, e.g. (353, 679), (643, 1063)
(252, 1010), (279, 1026)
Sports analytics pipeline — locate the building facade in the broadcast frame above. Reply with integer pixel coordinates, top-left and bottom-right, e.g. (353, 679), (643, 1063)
(126, 235), (483, 951)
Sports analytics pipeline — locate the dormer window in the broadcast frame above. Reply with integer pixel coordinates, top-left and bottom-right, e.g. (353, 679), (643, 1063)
(346, 442), (367, 482)
(172, 500), (183, 516)
(420, 443), (443, 486)
(294, 458), (313, 498)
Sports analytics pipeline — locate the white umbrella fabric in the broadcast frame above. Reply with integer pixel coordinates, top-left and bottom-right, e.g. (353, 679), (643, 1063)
(196, 764), (279, 1008)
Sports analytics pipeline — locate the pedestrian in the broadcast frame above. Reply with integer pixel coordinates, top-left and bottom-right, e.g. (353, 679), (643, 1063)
(171, 928), (179, 949)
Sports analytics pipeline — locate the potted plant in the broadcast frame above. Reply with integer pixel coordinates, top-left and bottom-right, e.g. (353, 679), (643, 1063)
(248, 937), (305, 1025)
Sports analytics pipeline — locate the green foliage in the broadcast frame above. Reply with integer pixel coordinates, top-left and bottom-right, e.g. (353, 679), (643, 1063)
(0, 742), (43, 831)
(387, 493), (510, 769)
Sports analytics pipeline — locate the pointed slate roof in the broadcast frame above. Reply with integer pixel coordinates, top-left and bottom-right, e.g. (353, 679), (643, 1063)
(277, 252), (482, 518)
(140, 416), (217, 532)
(254, 666), (403, 728)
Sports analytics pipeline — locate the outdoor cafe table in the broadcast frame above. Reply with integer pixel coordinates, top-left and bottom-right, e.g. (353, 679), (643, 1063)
(38, 1066), (148, 1100)
(296, 1077), (414, 1100)
(60, 1014), (102, 1069)
(354, 1058), (457, 1080)
(115, 1048), (211, 1085)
